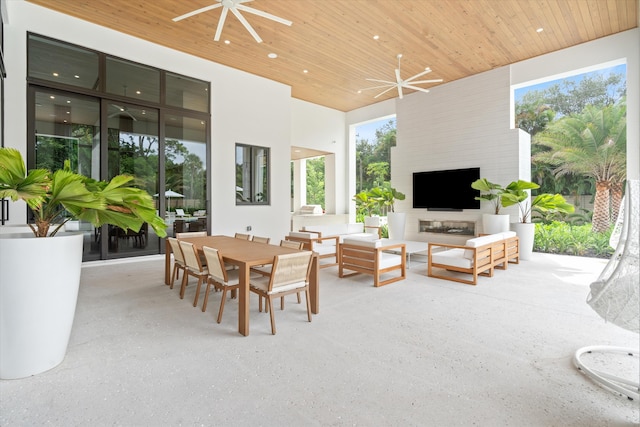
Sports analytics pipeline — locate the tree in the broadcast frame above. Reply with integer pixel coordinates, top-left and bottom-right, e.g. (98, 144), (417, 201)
(533, 102), (626, 232)
(306, 157), (325, 207)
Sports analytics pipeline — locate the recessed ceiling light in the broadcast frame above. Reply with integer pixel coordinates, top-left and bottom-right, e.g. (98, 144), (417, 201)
(357, 90), (362, 94)
(268, 53), (278, 59)
(536, 27), (544, 33)
(50, 95), (55, 99)
(373, 35), (379, 40)
(224, 40), (231, 45)
(303, 69), (308, 73)
(136, 90), (141, 95)
(66, 100), (71, 104)
(74, 75), (80, 79)
(52, 72), (59, 77)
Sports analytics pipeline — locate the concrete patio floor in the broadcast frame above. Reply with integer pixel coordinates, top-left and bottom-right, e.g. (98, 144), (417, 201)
(1, 251), (638, 426)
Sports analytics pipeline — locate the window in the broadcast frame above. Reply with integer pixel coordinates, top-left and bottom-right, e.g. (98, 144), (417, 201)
(236, 144), (269, 205)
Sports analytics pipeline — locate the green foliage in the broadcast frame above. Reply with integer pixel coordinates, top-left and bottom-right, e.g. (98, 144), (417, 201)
(356, 119), (396, 192)
(501, 180), (574, 223)
(306, 157), (325, 207)
(353, 185), (405, 216)
(534, 221), (614, 258)
(471, 178), (506, 214)
(0, 147), (167, 238)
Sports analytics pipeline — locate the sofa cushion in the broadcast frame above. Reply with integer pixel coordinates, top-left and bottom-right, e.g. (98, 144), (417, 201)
(463, 234), (506, 260)
(432, 248), (473, 269)
(379, 252), (402, 269)
(343, 238), (382, 248)
(289, 231), (316, 239)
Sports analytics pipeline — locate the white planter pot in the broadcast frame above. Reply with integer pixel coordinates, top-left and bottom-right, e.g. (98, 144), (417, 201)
(511, 222), (535, 261)
(0, 231), (84, 379)
(387, 212), (406, 240)
(482, 214), (510, 235)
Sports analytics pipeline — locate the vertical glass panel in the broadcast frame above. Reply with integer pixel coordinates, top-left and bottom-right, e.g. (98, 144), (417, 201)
(34, 90), (101, 261)
(106, 103), (159, 256)
(105, 57), (160, 103)
(164, 114), (207, 237)
(166, 73), (209, 113)
(236, 144), (269, 205)
(28, 34), (99, 90)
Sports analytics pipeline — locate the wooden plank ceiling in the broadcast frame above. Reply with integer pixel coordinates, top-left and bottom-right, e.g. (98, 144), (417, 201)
(27, 0), (638, 112)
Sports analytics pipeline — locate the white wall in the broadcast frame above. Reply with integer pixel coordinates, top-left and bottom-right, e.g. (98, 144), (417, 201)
(348, 29), (640, 240)
(4, 1), (295, 243)
(395, 66), (523, 240)
(290, 99), (346, 214)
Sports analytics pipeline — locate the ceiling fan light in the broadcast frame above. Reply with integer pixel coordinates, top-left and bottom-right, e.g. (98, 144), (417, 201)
(268, 53), (278, 59)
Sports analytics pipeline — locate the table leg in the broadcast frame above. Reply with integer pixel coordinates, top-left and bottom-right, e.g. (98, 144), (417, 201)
(309, 254), (319, 314)
(238, 262), (250, 336)
(165, 239), (171, 285)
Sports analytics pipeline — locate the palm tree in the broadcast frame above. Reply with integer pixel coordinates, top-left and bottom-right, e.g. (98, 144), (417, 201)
(533, 102), (626, 233)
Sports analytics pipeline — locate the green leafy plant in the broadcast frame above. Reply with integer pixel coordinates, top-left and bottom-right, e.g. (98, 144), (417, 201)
(0, 147), (167, 238)
(471, 178), (505, 214)
(354, 185), (406, 216)
(369, 185), (406, 213)
(501, 179), (575, 223)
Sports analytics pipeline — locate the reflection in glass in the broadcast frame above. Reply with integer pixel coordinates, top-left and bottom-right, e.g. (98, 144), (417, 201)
(105, 56), (160, 103)
(166, 73), (209, 113)
(34, 90), (101, 260)
(164, 114), (207, 237)
(28, 34), (99, 90)
(236, 144), (269, 205)
(107, 103), (159, 256)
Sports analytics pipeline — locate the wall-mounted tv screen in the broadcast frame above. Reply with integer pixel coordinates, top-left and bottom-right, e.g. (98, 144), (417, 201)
(413, 167), (480, 211)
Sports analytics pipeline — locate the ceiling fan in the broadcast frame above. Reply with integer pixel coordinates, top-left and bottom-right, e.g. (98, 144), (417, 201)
(172, 0), (292, 43)
(108, 104), (137, 121)
(361, 54), (443, 99)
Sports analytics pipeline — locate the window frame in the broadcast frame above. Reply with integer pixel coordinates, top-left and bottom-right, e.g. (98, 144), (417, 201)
(235, 143), (270, 205)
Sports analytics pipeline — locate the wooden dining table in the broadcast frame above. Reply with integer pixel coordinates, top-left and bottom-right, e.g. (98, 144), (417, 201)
(165, 235), (319, 336)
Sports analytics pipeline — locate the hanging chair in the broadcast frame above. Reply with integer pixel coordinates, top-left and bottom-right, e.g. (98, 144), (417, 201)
(573, 179), (639, 401)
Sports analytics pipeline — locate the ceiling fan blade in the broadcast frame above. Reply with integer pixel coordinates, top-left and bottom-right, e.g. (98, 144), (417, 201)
(214, 7), (229, 41)
(404, 68), (433, 83)
(365, 78), (396, 85)
(237, 4), (292, 26)
(397, 84), (404, 99)
(173, 4), (223, 22)
(361, 83), (396, 91)
(373, 85), (398, 99)
(395, 68), (402, 84)
(402, 85), (432, 94)
(410, 79), (443, 84)
(125, 111), (138, 121)
(111, 104), (125, 111)
(230, 8), (262, 43)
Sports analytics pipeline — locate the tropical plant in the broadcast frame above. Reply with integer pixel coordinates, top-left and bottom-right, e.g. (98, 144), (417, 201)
(533, 102), (626, 232)
(471, 178), (506, 214)
(501, 179), (575, 223)
(0, 147), (167, 238)
(353, 189), (377, 217)
(369, 185), (406, 213)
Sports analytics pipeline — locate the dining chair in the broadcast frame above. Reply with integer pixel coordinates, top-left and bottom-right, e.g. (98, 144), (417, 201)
(251, 239), (305, 309)
(234, 233), (251, 240)
(251, 235), (270, 244)
(176, 231), (207, 238)
(178, 240), (209, 307)
(201, 246), (241, 324)
(249, 251), (313, 335)
(167, 237), (186, 289)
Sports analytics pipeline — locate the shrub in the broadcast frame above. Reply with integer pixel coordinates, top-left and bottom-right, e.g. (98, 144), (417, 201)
(534, 221), (614, 258)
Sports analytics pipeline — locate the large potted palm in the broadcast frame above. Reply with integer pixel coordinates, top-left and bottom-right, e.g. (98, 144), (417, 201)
(501, 179), (574, 260)
(0, 148), (167, 379)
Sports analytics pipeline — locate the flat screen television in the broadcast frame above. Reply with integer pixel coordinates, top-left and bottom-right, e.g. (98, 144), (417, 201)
(413, 167), (480, 211)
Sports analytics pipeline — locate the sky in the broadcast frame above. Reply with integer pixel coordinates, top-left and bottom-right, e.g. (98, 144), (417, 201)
(514, 63), (626, 102)
(356, 117), (396, 144)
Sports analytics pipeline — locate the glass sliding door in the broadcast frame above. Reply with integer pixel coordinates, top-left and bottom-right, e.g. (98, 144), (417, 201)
(32, 88), (102, 260)
(164, 114), (207, 237)
(106, 101), (159, 257)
